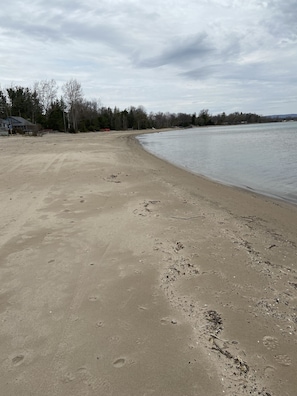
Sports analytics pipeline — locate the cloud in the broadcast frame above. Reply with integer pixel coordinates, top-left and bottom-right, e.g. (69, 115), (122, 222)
(0, 0), (296, 115)
(136, 33), (215, 68)
(265, 0), (297, 39)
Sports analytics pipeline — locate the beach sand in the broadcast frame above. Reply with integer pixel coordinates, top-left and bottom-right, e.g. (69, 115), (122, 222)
(0, 131), (296, 396)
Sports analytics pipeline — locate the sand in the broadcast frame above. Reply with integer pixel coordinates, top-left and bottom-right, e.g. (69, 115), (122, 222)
(0, 131), (296, 396)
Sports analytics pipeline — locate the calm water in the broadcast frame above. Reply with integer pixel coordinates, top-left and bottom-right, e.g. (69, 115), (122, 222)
(138, 122), (297, 205)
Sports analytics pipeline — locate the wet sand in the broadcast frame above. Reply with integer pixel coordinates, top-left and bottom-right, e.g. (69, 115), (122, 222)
(0, 131), (296, 395)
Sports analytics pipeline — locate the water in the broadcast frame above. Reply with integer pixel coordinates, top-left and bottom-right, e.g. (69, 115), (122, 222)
(137, 122), (297, 205)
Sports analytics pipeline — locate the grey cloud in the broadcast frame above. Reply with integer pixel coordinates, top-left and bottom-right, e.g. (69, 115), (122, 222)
(1, 4), (136, 55)
(180, 63), (253, 82)
(137, 33), (215, 68)
(1, 0), (296, 115)
(181, 58), (297, 86)
(180, 64), (221, 80)
(263, 0), (297, 39)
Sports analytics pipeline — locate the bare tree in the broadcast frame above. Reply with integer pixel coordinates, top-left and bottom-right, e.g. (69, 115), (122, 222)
(34, 79), (58, 117)
(62, 79), (83, 132)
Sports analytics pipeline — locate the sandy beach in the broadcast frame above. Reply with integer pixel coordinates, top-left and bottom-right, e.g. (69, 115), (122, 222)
(0, 131), (296, 396)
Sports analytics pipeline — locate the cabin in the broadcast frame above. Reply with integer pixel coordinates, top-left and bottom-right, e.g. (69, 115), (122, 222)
(0, 118), (9, 136)
(6, 116), (35, 134)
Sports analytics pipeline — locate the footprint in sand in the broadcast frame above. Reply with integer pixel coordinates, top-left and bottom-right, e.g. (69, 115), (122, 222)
(138, 305), (148, 311)
(263, 336), (279, 350)
(88, 296), (99, 302)
(108, 335), (121, 344)
(113, 358), (126, 368)
(274, 354), (292, 366)
(62, 372), (75, 383)
(12, 355), (24, 366)
(264, 366), (276, 377)
(76, 367), (97, 389)
(160, 317), (178, 325)
(160, 317), (170, 325)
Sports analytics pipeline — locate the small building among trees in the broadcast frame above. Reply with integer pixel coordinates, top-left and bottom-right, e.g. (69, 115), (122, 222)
(0, 118), (9, 136)
(6, 116), (35, 134)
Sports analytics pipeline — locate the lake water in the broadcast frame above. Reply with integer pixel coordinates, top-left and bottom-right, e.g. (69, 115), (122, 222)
(137, 122), (297, 205)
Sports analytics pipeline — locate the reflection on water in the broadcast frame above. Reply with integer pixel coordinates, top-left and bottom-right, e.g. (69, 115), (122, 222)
(138, 122), (297, 204)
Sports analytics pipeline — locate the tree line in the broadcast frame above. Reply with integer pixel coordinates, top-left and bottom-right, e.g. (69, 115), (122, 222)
(0, 78), (281, 133)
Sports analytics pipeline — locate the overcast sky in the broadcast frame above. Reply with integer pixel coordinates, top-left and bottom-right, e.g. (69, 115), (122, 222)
(1, 0), (296, 115)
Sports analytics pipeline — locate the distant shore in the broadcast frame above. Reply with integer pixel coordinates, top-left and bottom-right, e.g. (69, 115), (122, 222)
(0, 131), (296, 395)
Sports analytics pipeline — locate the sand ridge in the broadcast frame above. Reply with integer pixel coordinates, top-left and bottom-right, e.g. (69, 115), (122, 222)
(0, 131), (296, 395)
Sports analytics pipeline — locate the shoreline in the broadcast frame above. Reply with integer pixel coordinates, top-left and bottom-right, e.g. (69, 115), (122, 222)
(136, 126), (297, 207)
(131, 129), (297, 222)
(0, 131), (296, 395)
